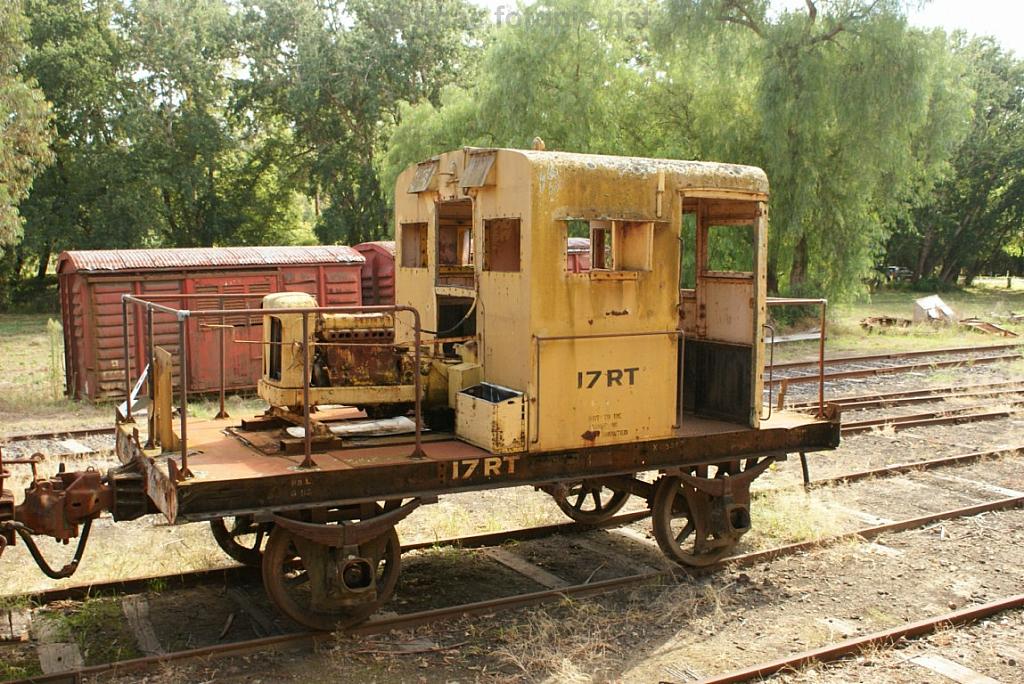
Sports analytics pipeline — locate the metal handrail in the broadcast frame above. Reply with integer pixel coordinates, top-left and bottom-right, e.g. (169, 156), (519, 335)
(121, 295), (427, 479)
(765, 297), (827, 418)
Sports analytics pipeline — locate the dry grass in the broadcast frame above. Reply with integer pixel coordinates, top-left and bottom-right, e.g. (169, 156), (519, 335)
(400, 488), (566, 544)
(749, 486), (847, 546)
(489, 580), (730, 682)
(0, 517), (229, 595)
(0, 314), (111, 435)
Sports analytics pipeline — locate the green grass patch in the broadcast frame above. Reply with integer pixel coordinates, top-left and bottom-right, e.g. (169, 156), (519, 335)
(771, 283), (1024, 362)
(45, 598), (141, 666)
(0, 651), (43, 680)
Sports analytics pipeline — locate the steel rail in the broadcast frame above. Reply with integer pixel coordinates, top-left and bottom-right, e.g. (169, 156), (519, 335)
(12, 495), (1023, 684)
(771, 342), (1022, 372)
(769, 352), (1022, 387)
(787, 379), (1024, 409)
(841, 406), (1021, 435)
(2, 426), (116, 444)
(686, 593), (1024, 684)
(800, 446), (1023, 488)
(794, 384), (1024, 412)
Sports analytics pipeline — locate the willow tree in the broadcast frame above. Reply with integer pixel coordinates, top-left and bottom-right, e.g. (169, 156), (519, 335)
(382, 0), (650, 194)
(657, 0), (972, 299)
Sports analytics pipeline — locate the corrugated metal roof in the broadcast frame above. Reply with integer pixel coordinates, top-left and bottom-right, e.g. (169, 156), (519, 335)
(567, 237), (590, 254)
(58, 245), (364, 273)
(354, 241), (396, 256)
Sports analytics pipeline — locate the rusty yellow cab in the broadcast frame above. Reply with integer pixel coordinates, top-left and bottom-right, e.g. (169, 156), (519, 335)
(5, 147), (839, 631)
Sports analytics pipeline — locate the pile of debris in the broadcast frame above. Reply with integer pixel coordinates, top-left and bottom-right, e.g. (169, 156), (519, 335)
(860, 295), (1019, 337)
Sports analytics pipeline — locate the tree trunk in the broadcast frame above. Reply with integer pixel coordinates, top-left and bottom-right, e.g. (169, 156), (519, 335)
(789, 235), (809, 292)
(36, 241), (53, 281)
(767, 250), (779, 295)
(914, 232), (933, 282)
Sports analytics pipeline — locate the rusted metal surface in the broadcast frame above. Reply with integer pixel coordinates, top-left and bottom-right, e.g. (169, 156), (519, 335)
(58, 246), (366, 401)
(14, 470), (111, 543)
(354, 241), (396, 305)
(772, 342), (1022, 372)
(121, 296), (430, 478)
(168, 417), (838, 521)
(0, 448), (13, 554)
(769, 352), (1022, 388)
(841, 406), (1020, 435)
(688, 594), (1024, 684)
(60, 246), (363, 271)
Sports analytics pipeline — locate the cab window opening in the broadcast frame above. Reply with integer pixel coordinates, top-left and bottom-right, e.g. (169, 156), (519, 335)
(483, 218), (521, 272)
(400, 222), (428, 268)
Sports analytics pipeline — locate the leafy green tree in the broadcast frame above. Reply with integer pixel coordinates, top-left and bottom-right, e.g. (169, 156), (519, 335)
(0, 0), (52, 248)
(888, 36), (1024, 284)
(17, 0), (152, 283)
(383, 0), (649, 192)
(241, 0), (486, 245)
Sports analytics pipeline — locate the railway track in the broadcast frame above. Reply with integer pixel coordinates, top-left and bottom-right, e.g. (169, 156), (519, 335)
(840, 401), (1024, 435)
(770, 342), (1022, 373)
(8, 491), (1022, 684)
(687, 594), (1024, 684)
(10, 445), (1021, 610)
(789, 379), (1024, 411)
(4, 443), (1022, 683)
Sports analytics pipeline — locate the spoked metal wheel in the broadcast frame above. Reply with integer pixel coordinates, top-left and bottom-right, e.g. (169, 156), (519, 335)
(261, 525), (401, 631)
(652, 462), (754, 567)
(553, 480), (630, 524)
(210, 516), (272, 567)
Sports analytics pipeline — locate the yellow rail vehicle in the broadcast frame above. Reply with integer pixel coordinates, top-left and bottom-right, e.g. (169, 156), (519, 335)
(1, 148), (839, 629)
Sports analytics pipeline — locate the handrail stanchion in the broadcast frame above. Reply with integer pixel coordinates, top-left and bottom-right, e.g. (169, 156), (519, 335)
(145, 304), (155, 447)
(765, 297), (829, 419)
(121, 296), (133, 422)
(762, 323), (775, 420)
(300, 312), (315, 468)
(818, 301), (827, 418)
(177, 313), (193, 479)
(216, 294), (228, 420)
(410, 307), (425, 459)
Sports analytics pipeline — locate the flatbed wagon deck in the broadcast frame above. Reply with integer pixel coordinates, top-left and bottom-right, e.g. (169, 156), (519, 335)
(117, 409), (839, 523)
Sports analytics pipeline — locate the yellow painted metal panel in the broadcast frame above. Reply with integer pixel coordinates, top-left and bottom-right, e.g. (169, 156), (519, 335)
(535, 334), (678, 451)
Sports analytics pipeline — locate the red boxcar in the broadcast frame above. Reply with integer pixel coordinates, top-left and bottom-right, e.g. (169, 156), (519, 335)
(353, 241), (396, 305)
(567, 237), (591, 273)
(58, 246), (364, 401)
